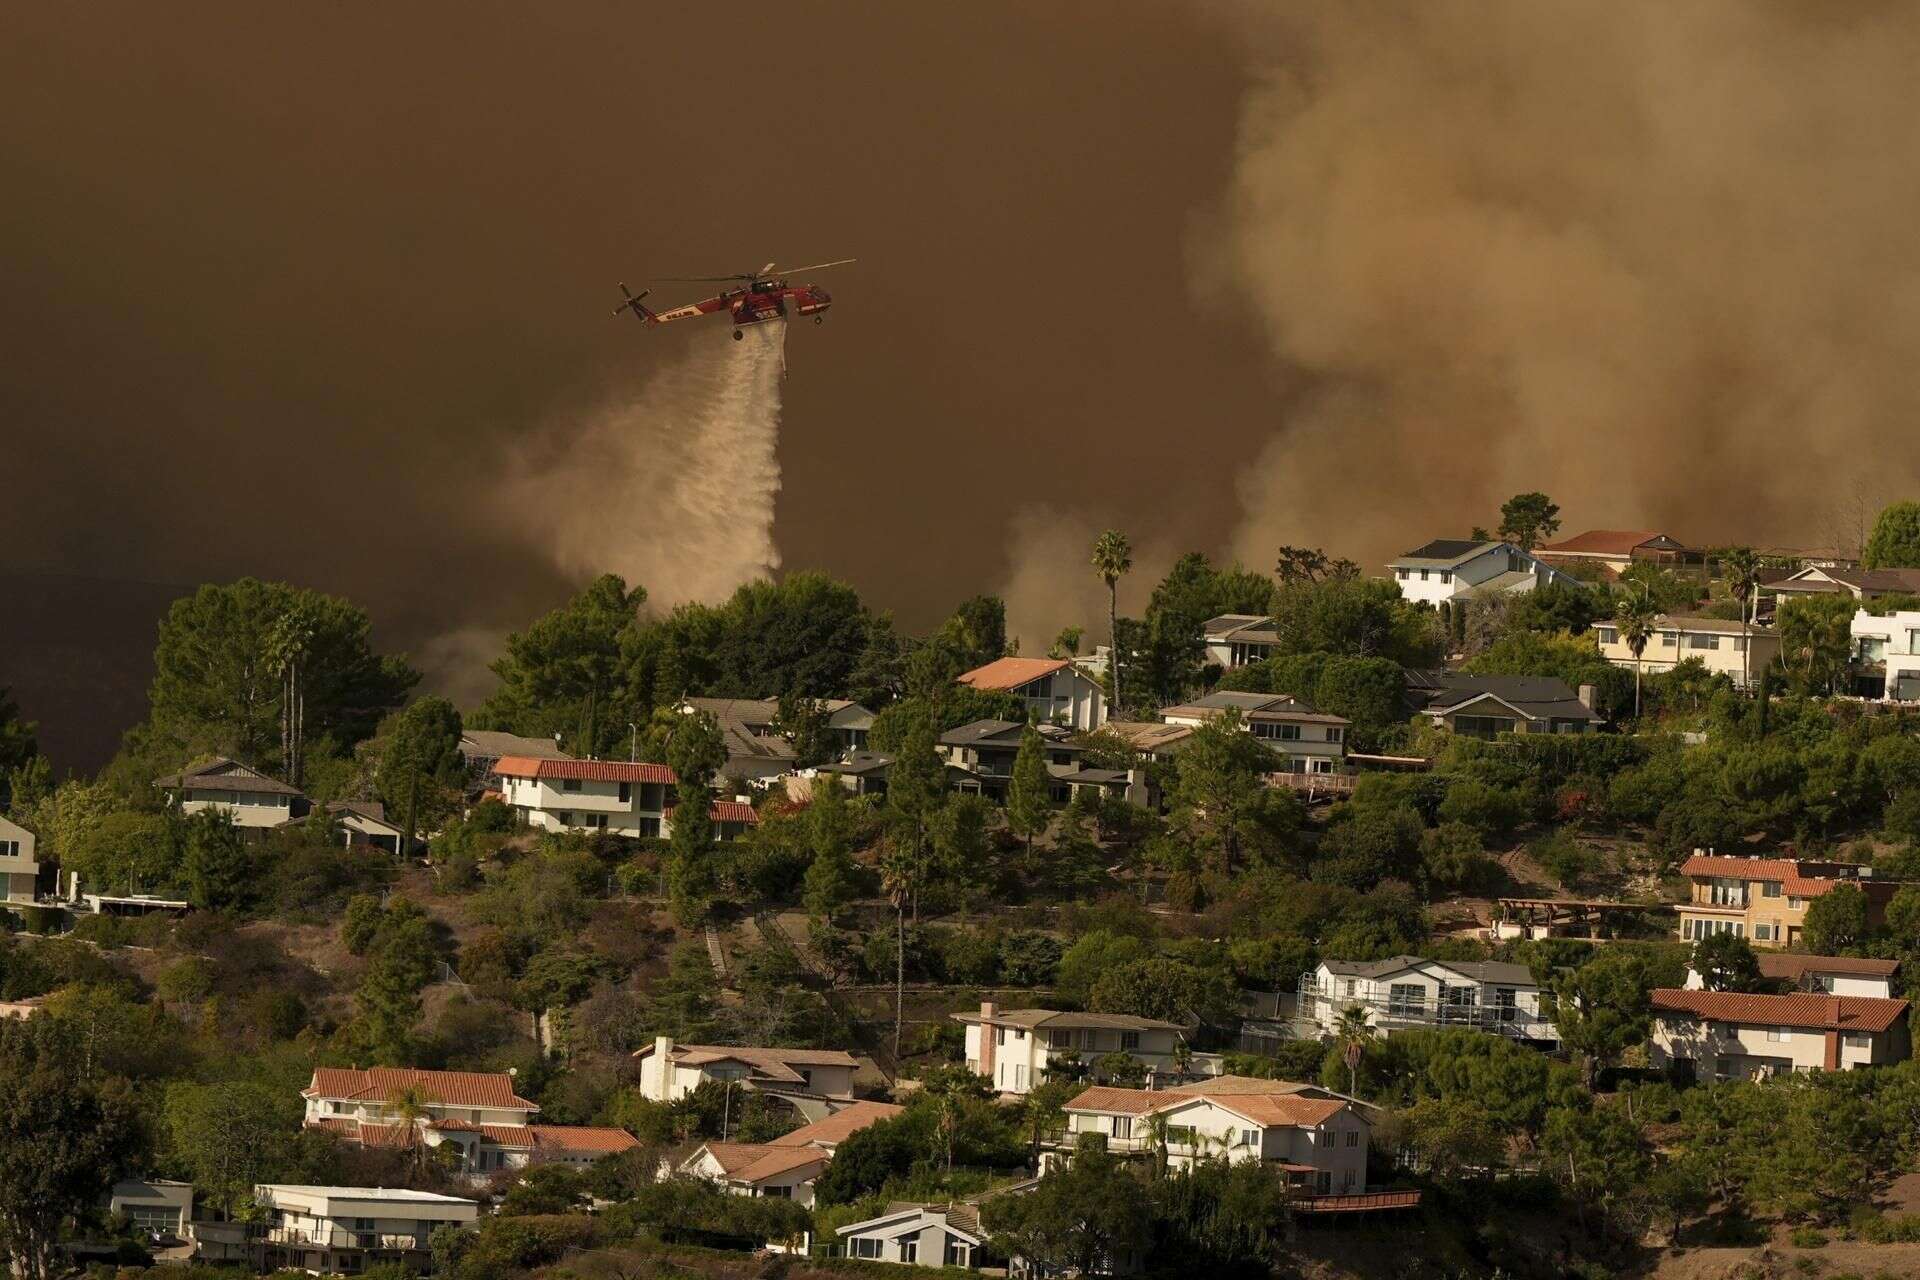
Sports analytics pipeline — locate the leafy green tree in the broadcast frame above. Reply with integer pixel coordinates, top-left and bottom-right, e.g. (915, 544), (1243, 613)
(930, 792), (991, 909)
(1275, 545), (1358, 584)
(1865, 501), (1920, 570)
(0, 1018), (141, 1280)
(164, 1080), (298, 1215)
(1400, 1096), (1505, 1181)
(0, 689), (38, 813)
(1088, 958), (1234, 1024)
(936, 595), (1009, 671)
(1268, 573), (1442, 666)
(665, 710), (726, 925)
(183, 808), (255, 910)
(148, 577), (417, 769)
(1802, 882), (1868, 954)
(476, 574), (646, 757)
(355, 912), (440, 1062)
(1091, 530), (1134, 712)
(802, 777), (858, 924)
(1542, 1100), (1651, 1232)
(646, 941), (722, 1042)
(1314, 803), (1422, 891)
(1691, 931), (1762, 992)
(375, 696), (465, 846)
(981, 1147), (1151, 1277)
(1006, 727), (1052, 859)
(64, 810), (181, 897)
(1497, 492), (1561, 551)
(1132, 552), (1275, 704)
(1777, 595), (1856, 696)
(1166, 711), (1299, 876)
(1544, 951), (1651, 1087)
(1049, 626), (1084, 659)
(1056, 930), (1152, 1006)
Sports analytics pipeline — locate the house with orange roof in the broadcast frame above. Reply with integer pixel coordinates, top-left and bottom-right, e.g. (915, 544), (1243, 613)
(956, 656), (1105, 731)
(492, 756), (759, 841)
(300, 1066), (636, 1175)
(1676, 852), (1899, 948)
(1535, 529), (1703, 577)
(1649, 987), (1912, 1079)
(677, 1140), (832, 1207)
(1055, 1079), (1371, 1195)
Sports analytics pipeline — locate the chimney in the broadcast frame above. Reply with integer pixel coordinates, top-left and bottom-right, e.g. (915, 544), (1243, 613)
(979, 1002), (997, 1081)
(1577, 684), (1597, 712)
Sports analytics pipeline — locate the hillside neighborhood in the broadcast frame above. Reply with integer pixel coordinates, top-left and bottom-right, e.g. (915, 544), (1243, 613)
(13, 494), (1920, 1280)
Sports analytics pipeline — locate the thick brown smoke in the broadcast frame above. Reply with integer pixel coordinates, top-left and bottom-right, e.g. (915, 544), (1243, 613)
(1210, 1), (1920, 567)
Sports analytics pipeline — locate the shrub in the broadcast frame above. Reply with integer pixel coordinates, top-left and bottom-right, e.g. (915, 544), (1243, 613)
(1788, 1226), (1828, 1249)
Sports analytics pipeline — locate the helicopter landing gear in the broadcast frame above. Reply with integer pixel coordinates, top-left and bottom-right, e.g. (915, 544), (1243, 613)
(732, 329), (743, 341)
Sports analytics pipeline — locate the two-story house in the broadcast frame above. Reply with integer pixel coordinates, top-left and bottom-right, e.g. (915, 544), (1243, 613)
(1202, 614), (1282, 671)
(1386, 539), (1578, 607)
(680, 697), (876, 782)
(1297, 956), (1558, 1046)
(676, 1102), (903, 1211)
(1752, 954), (1900, 997)
(1158, 691), (1350, 775)
(1402, 670), (1601, 737)
(952, 1003), (1223, 1094)
(1677, 853), (1898, 948)
(836, 1203), (985, 1269)
(154, 758), (306, 833)
(1849, 607), (1920, 702)
(243, 1185), (478, 1276)
(1594, 615), (1780, 691)
(1056, 1077), (1371, 1194)
(633, 1036), (860, 1120)
(458, 730), (570, 783)
(1762, 565), (1920, 611)
(301, 1066), (636, 1175)
(493, 757), (759, 840)
(0, 815), (41, 905)
(1534, 529), (1703, 577)
(1649, 988), (1912, 1079)
(956, 657), (1105, 731)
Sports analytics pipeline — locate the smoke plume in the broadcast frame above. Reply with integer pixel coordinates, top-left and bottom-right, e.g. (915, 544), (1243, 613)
(1210, 2), (1920, 566)
(505, 322), (788, 610)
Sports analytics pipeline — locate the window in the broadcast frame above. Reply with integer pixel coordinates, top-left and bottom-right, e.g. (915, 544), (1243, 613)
(945, 1236), (971, 1267)
(1120, 1031), (1140, 1050)
(556, 812), (573, 827)
(852, 1238), (882, 1260)
(1344, 1129), (1359, 1147)
(760, 1184), (792, 1199)
(1688, 633), (1720, 650)
(562, 778), (582, 792)
(1595, 626), (1618, 645)
(1761, 880), (1782, 898)
(1661, 631), (1679, 648)
(1387, 983), (1425, 1016)
(1341, 1172), (1355, 1191)
(1165, 1124), (1197, 1147)
(1453, 715), (1518, 739)
(1845, 1033), (1871, 1048)
(1396, 569), (1408, 580)
(898, 1235), (918, 1264)
(1767, 1027), (1792, 1043)
(1327, 727), (1344, 743)
(618, 782), (632, 804)
(1439, 570), (1452, 583)
(0, 840), (16, 857)
(1238, 1128), (1258, 1147)
(1111, 1116), (1133, 1139)
(1754, 923), (1772, 941)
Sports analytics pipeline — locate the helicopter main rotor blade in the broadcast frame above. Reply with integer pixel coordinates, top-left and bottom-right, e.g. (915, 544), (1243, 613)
(770, 258), (857, 275)
(658, 274), (756, 283)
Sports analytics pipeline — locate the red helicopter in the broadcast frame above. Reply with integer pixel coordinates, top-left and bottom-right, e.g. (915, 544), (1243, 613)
(614, 259), (854, 340)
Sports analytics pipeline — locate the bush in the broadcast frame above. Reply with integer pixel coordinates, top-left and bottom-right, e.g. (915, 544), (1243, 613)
(1788, 1226), (1827, 1249)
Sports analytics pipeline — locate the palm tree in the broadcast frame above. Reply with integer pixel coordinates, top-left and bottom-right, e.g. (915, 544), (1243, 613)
(387, 1084), (431, 1179)
(1615, 593), (1659, 722)
(1720, 546), (1762, 692)
(1333, 1005), (1372, 1097)
(1091, 530), (1133, 714)
(1142, 1110), (1172, 1179)
(878, 840), (919, 1059)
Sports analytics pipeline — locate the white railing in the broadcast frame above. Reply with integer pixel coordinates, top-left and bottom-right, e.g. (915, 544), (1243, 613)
(1297, 982), (1555, 1041)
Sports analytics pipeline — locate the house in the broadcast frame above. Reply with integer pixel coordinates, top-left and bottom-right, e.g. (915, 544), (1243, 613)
(1158, 691), (1349, 775)
(1684, 953), (1900, 999)
(154, 758), (305, 832)
(245, 1185), (478, 1276)
(677, 1142), (829, 1207)
(837, 1203), (985, 1268)
(633, 1036), (860, 1119)
(1385, 539), (1578, 607)
(951, 1002), (1223, 1095)
(1648, 988), (1912, 1079)
(1535, 530), (1703, 577)
(680, 697), (875, 782)
(0, 815), (41, 904)
(1850, 607), (1920, 702)
(1297, 956), (1558, 1046)
(492, 757), (759, 841)
(1098, 721), (1194, 760)
(300, 1066), (636, 1175)
(1202, 614), (1282, 671)
(935, 720), (1146, 805)
(1762, 565), (1920, 608)
(282, 800), (407, 853)
(1594, 615), (1779, 690)
(956, 656), (1106, 731)
(767, 1100), (904, 1152)
(458, 730), (570, 781)
(1056, 1079), (1370, 1194)
(809, 752), (894, 797)
(1402, 670), (1600, 737)
(109, 1179), (195, 1237)
(1676, 853), (1898, 948)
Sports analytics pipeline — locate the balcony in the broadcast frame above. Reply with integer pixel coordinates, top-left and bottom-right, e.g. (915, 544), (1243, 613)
(264, 1227), (418, 1250)
(1298, 984), (1555, 1041)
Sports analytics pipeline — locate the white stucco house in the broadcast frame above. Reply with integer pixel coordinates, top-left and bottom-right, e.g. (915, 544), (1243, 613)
(1386, 539), (1577, 606)
(1202, 614), (1282, 671)
(1851, 607), (1920, 702)
(838, 1204), (985, 1268)
(678, 1143), (829, 1208)
(109, 1179), (195, 1236)
(1298, 956), (1558, 1046)
(1649, 988), (1912, 1079)
(1684, 953), (1900, 999)
(633, 1036), (860, 1119)
(241, 1185), (478, 1275)
(956, 657), (1105, 731)
(154, 758), (305, 831)
(1594, 614), (1779, 691)
(1158, 691), (1349, 775)
(952, 1003), (1222, 1094)
(0, 815), (41, 904)
(493, 757), (759, 840)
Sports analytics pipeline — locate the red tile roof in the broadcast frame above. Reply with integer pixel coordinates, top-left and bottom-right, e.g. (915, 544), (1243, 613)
(1677, 855), (1882, 898)
(1652, 988), (1910, 1033)
(1063, 1086), (1182, 1115)
(709, 800), (759, 824)
(309, 1117), (414, 1148)
(769, 1101), (903, 1149)
(1536, 530), (1669, 557)
(493, 756), (676, 784)
(304, 1067), (538, 1111)
(693, 1141), (830, 1184)
(530, 1125), (641, 1154)
(956, 656), (1069, 692)
(1066, 1085), (1350, 1129)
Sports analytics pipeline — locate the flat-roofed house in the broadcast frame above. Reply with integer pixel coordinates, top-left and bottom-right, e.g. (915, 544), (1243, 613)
(108, 1179), (195, 1236)
(154, 758), (305, 832)
(248, 1184), (479, 1276)
(1159, 691), (1349, 775)
(1850, 607), (1920, 702)
(1677, 853), (1898, 948)
(1535, 530), (1703, 576)
(956, 656), (1105, 731)
(633, 1036), (860, 1119)
(1594, 614), (1780, 690)
(1386, 539), (1577, 607)
(0, 815), (41, 904)
(1402, 671), (1601, 737)
(1056, 1079), (1371, 1194)
(1649, 988), (1912, 1079)
(951, 1002), (1222, 1094)
(1298, 955), (1558, 1046)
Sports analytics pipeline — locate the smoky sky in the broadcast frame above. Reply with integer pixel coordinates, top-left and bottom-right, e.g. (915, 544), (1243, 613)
(4, 2), (1917, 728)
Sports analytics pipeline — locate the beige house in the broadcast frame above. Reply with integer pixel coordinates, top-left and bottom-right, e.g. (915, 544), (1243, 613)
(633, 1037), (859, 1119)
(154, 758), (304, 832)
(1594, 614), (1778, 690)
(1159, 691), (1349, 775)
(837, 1203), (985, 1269)
(1535, 529), (1702, 576)
(678, 1142), (829, 1207)
(493, 757), (758, 841)
(247, 1185), (477, 1275)
(1057, 1078), (1371, 1195)
(1649, 989), (1912, 1078)
(952, 1003), (1221, 1095)
(109, 1179), (195, 1236)
(1677, 853), (1897, 948)
(0, 815), (40, 904)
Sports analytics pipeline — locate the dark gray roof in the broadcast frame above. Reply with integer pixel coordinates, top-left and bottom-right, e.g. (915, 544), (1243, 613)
(1403, 671), (1599, 722)
(682, 698), (797, 763)
(818, 752), (892, 776)
(459, 730), (570, 761)
(939, 719), (1030, 747)
(1391, 539), (1500, 566)
(1322, 954), (1537, 985)
(154, 757), (301, 796)
(1161, 690), (1351, 726)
